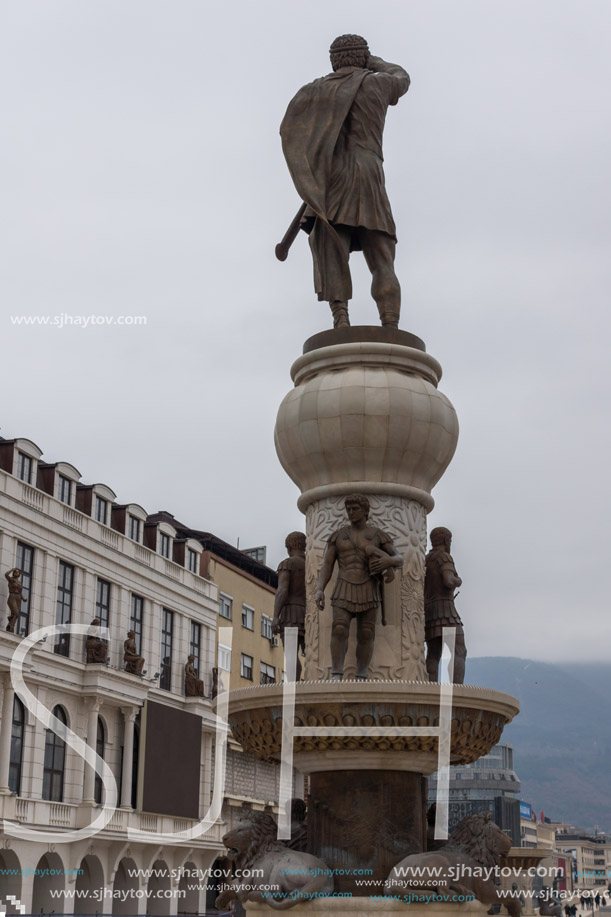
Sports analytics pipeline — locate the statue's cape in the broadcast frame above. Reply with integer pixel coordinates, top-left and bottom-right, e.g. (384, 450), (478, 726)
(280, 69), (368, 301)
(280, 69), (367, 221)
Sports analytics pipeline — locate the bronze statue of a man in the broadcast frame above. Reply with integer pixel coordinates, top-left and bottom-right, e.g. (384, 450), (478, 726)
(273, 531), (306, 680)
(5, 568), (25, 633)
(424, 527), (467, 684)
(316, 495), (403, 680)
(280, 35), (410, 330)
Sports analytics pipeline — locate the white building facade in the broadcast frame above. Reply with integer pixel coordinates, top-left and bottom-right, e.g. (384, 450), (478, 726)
(0, 437), (226, 915)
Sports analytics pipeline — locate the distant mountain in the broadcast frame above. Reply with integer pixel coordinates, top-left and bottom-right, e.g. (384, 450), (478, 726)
(465, 657), (611, 832)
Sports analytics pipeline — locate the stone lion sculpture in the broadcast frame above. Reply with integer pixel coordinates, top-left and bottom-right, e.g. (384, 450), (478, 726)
(216, 811), (334, 910)
(385, 812), (522, 917)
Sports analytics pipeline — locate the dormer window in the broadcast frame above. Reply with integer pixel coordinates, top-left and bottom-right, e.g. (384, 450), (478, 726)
(17, 452), (32, 484)
(159, 532), (170, 558)
(128, 515), (141, 542)
(95, 496), (108, 525)
(187, 548), (198, 573)
(58, 475), (72, 505)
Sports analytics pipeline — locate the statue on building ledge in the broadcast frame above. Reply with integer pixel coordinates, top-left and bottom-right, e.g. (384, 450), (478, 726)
(185, 655), (205, 697)
(123, 630), (145, 676)
(85, 617), (108, 664)
(273, 531), (306, 680)
(278, 34), (409, 330)
(424, 526), (467, 684)
(4, 568), (25, 634)
(316, 494), (403, 681)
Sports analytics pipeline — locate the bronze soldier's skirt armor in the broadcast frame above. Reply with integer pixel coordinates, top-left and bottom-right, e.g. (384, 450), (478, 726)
(279, 602), (306, 636)
(425, 599), (463, 641)
(332, 576), (380, 614)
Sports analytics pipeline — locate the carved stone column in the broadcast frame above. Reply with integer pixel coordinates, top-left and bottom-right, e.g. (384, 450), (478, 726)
(0, 675), (15, 794)
(120, 706), (137, 809)
(274, 329), (459, 682)
(82, 697), (101, 804)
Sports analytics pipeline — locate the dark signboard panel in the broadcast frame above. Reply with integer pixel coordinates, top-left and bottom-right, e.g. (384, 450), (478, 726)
(137, 700), (201, 819)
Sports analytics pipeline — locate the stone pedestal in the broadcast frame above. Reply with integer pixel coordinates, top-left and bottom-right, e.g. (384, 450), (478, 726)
(274, 329), (459, 681)
(223, 327), (520, 910)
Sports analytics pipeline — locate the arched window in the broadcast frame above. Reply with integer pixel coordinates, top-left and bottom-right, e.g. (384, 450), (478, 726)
(94, 717), (105, 804)
(9, 697), (25, 795)
(42, 706), (67, 801)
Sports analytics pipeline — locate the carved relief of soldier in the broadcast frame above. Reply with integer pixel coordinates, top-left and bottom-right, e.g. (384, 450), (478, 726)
(5, 567), (25, 633)
(273, 531), (306, 680)
(316, 494), (403, 680)
(424, 526), (467, 684)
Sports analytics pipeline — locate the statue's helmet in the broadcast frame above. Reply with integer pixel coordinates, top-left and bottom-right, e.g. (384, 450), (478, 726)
(330, 34), (369, 71)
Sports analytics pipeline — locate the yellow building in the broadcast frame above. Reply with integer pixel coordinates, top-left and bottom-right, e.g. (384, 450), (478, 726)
(148, 514), (284, 691)
(203, 544), (284, 692)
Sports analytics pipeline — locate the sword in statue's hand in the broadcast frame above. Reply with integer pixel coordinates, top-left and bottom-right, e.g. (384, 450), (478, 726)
(275, 203), (307, 261)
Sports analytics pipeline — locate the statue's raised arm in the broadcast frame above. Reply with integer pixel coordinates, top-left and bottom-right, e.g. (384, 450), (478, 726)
(279, 35), (409, 331)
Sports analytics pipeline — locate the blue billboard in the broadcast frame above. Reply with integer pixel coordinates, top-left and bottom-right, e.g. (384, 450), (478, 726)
(520, 801), (533, 819)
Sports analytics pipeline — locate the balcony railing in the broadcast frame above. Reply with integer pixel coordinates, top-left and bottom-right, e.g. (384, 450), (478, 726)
(0, 795), (222, 844)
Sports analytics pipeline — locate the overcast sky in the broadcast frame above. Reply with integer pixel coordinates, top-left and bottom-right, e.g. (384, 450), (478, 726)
(2, 0), (610, 662)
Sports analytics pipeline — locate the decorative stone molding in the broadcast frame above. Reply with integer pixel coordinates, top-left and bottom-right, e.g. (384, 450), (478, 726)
(225, 682), (519, 773)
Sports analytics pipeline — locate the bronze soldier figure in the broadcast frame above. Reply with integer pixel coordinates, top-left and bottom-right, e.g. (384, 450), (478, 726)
(280, 35), (410, 329)
(316, 495), (402, 680)
(273, 532), (306, 680)
(424, 527), (467, 684)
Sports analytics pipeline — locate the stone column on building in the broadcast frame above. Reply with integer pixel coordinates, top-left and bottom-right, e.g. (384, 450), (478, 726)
(0, 674), (16, 794)
(120, 706), (137, 809)
(81, 696), (101, 804)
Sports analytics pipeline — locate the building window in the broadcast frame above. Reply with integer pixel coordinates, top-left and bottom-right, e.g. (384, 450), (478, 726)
(219, 594), (232, 620)
(218, 644), (231, 672)
(15, 542), (34, 637)
(130, 594), (144, 656)
(160, 609), (173, 691)
(17, 452), (32, 484)
(58, 475), (72, 505)
(55, 561), (74, 657)
(159, 532), (170, 558)
(95, 496), (108, 524)
(243, 546), (266, 564)
(9, 697), (25, 795)
(95, 578), (111, 630)
(94, 718), (105, 804)
(260, 662), (276, 685)
(43, 706), (67, 802)
(261, 614), (274, 640)
(190, 621), (201, 674)
(128, 515), (141, 542)
(187, 548), (198, 574)
(240, 654), (253, 680)
(241, 605), (254, 630)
